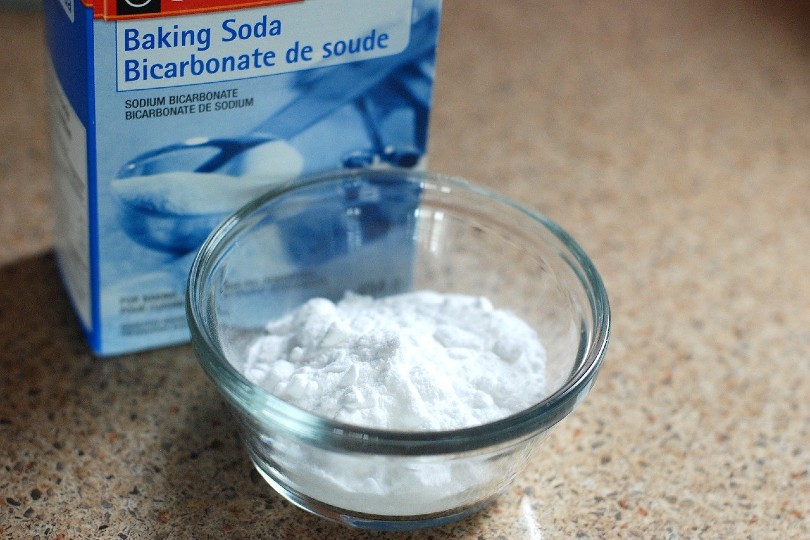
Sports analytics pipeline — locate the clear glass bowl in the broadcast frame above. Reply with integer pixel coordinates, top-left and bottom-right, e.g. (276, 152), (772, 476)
(186, 169), (610, 530)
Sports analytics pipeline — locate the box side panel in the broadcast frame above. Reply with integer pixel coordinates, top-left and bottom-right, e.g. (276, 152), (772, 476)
(45, 0), (100, 351)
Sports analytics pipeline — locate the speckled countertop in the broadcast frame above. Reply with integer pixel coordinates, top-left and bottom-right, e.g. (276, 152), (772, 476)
(2, 1), (809, 538)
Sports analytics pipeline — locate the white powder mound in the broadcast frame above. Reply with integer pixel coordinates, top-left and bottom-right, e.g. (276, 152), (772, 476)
(111, 139), (303, 215)
(243, 290), (547, 431)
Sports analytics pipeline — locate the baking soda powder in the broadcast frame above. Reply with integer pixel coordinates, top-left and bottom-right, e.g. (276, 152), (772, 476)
(240, 291), (548, 516)
(244, 290), (548, 430)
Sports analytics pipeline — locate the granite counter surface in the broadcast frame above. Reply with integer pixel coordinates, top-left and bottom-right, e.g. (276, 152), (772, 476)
(1, 1), (809, 538)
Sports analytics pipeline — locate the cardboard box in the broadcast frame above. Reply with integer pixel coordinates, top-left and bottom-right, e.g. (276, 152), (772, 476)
(44, 0), (442, 355)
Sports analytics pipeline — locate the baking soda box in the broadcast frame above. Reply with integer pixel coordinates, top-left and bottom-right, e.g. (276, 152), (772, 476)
(45, 0), (442, 355)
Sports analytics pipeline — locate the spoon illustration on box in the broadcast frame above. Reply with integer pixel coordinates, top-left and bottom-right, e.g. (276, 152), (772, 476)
(112, 10), (439, 255)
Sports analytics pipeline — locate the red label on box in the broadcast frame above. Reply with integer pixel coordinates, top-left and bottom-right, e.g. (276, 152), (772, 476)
(91, 0), (301, 21)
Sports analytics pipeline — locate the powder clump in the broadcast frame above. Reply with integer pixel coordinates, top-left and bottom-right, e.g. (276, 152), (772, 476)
(244, 290), (547, 430)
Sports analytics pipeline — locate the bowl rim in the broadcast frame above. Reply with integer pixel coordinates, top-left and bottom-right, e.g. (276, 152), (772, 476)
(186, 169), (610, 455)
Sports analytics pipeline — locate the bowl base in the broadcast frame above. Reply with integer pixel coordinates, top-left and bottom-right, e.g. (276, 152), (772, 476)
(249, 456), (494, 531)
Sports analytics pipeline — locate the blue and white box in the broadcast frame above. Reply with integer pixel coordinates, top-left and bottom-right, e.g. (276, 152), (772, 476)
(44, 0), (443, 355)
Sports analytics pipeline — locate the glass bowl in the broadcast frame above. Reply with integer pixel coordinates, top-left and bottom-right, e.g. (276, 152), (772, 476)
(186, 169), (610, 530)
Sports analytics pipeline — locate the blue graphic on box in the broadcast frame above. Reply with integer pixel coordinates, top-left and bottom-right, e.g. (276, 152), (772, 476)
(87, 0), (441, 354)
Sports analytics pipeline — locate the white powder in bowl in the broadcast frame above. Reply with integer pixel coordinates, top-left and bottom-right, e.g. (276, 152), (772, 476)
(240, 290), (549, 516)
(244, 290), (547, 430)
